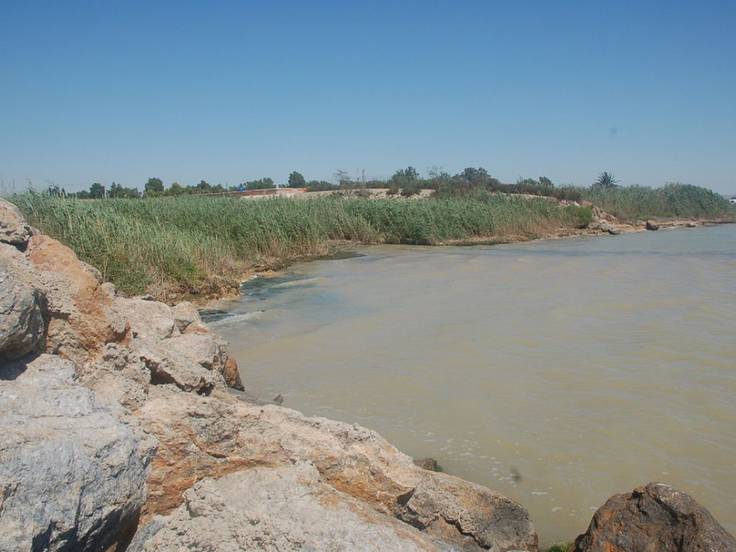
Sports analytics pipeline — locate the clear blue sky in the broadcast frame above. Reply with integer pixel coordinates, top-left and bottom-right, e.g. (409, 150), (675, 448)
(1, 1), (735, 193)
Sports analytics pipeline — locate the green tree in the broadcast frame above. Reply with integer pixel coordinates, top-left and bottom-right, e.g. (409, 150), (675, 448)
(245, 177), (275, 190)
(89, 182), (105, 199)
(539, 176), (553, 188)
(109, 183), (124, 198)
(195, 180), (212, 193)
(391, 166), (418, 182)
(305, 180), (335, 191)
(390, 166), (421, 196)
(168, 182), (184, 195)
(46, 185), (62, 197)
(594, 171), (618, 188)
(288, 171), (306, 188)
(110, 183), (140, 198)
(145, 177), (164, 195)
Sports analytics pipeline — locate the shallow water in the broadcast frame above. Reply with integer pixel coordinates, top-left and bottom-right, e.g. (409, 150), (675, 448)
(211, 225), (736, 544)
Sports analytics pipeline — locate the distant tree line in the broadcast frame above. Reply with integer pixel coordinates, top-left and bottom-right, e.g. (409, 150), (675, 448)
(43, 169), (622, 201)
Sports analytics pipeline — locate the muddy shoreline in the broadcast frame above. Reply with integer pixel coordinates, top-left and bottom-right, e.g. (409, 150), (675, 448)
(197, 217), (733, 310)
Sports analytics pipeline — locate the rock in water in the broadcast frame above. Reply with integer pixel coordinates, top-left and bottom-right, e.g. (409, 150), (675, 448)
(645, 220), (660, 230)
(573, 482), (736, 552)
(0, 355), (157, 552)
(128, 463), (444, 552)
(414, 457), (443, 472)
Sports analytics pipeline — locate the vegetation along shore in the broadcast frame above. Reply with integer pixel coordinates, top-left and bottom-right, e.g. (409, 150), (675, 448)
(9, 171), (735, 303)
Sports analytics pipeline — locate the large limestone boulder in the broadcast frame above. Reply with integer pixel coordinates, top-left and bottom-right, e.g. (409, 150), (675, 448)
(1, 197), (241, 393)
(115, 296), (244, 392)
(129, 463), (444, 552)
(25, 234), (128, 363)
(132, 334), (218, 393)
(573, 482), (736, 552)
(0, 354), (157, 552)
(136, 386), (538, 551)
(171, 300), (200, 332)
(0, 198), (32, 247)
(404, 473), (540, 550)
(0, 251), (46, 360)
(115, 297), (179, 340)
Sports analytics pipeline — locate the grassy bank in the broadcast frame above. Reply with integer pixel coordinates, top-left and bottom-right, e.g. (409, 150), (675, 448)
(12, 193), (590, 298)
(582, 183), (733, 222)
(10, 184), (733, 300)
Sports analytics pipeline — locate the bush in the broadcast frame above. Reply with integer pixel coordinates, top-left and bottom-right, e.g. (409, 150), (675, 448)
(566, 205), (593, 228)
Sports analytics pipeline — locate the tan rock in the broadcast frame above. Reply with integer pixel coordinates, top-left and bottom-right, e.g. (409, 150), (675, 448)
(136, 387), (538, 551)
(171, 301), (200, 333)
(79, 343), (151, 410)
(115, 297), (179, 340)
(26, 235), (127, 363)
(129, 463), (440, 552)
(162, 332), (224, 371)
(132, 336), (217, 393)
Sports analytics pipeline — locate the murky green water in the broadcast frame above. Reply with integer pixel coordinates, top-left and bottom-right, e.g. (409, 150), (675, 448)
(210, 225), (736, 544)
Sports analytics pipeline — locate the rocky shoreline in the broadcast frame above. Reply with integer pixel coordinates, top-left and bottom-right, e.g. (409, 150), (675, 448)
(2, 198), (735, 551)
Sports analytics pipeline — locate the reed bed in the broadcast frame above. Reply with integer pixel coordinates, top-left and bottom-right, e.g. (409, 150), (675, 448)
(582, 183), (733, 222)
(12, 193), (589, 297)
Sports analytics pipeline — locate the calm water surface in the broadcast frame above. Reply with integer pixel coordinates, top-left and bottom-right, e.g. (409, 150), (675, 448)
(210, 225), (736, 544)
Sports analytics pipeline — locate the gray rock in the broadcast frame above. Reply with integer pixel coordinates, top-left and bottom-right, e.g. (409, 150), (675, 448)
(402, 473), (538, 551)
(133, 335), (217, 393)
(597, 221), (620, 235)
(129, 463), (447, 552)
(80, 342), (151, 410)
(0, 354), (157, 552)
(0, 261), (45, 361)
(115, 297), (179, 340)
(0, 198), (32, 247)
(573, 482), (736, 552)
(162, 331), (226, 372)
(171, 301), (201, 333)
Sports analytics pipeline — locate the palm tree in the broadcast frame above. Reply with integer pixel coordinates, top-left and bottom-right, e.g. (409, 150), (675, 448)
(595, 171), (618, 188)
